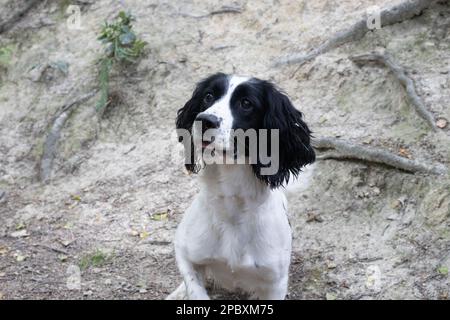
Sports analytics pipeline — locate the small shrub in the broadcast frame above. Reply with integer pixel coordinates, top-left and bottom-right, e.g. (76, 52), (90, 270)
(0, 46), (14, 67)
(79, 249), (110, 270)
(96, 11), (146, 112)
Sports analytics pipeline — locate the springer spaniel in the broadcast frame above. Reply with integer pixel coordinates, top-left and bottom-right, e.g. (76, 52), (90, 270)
(167, 73), (315, 300)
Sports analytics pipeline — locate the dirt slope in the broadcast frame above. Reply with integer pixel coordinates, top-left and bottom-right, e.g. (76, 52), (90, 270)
(0, 0), (449, 299)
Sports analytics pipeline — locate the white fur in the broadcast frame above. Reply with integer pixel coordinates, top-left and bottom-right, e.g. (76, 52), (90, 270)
(167, 164), (292, 300)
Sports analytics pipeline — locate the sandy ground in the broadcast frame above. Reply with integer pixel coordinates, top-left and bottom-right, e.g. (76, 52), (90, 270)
(0, 0), (450, 299)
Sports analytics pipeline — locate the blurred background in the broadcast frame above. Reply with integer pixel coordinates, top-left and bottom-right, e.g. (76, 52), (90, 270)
(0, 0), (449, 299)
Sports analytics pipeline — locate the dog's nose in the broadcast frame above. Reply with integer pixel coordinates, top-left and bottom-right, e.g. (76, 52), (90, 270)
(196, 113), (221, 130)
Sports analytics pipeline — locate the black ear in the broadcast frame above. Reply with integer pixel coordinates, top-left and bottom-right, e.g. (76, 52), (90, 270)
(176, 73), (227, 173)
(176, 91), (201, 173)
(253, 83), (315, 188)
(176, 72), (227, 130)
(176, 93), (200, 135)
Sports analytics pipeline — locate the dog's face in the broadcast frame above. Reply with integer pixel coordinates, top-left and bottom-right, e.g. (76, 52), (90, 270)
(176, 73), (315, 188)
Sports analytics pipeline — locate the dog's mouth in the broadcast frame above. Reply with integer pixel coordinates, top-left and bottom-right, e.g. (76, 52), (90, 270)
(201, 136), (215, 149)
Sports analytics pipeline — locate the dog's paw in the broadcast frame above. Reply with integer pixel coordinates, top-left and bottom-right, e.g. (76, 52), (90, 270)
(165, 283), (187, 300)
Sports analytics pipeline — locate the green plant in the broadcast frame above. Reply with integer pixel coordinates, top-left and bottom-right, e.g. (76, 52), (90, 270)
(0, 46), (14, 67)
(79, 249), (110, 270)
(96, 11), (146, 112)
(438, 266), (449, 276)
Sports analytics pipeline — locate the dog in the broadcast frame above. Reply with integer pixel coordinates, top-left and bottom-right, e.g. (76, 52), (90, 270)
(167, 73), (315, 300)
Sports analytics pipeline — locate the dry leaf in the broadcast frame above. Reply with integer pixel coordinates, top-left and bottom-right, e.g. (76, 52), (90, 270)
(306, 212), (323, 223)
(15, 222), (26, 230)
(319, 115), (328, 124)
(71, 195), (82, 201)
(366, 275), (376, 288)
(326, 292), (337, 300)
(139, 231), (150, 239)
(59, 239), (74, 247)
(14, 252), (28, 262)
(398, 148), (411, 158)
(130, 230), (139, 237)
(0, 246), (9, 256)
(63, 223), (73, 230)
(151, 212), (168, 221)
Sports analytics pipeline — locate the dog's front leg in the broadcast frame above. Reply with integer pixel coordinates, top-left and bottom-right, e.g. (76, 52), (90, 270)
(254, 276), (288, 300)
(176, 254), (209, 300)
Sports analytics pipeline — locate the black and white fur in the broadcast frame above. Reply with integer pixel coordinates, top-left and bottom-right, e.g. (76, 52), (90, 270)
(168, 73), (315, 300)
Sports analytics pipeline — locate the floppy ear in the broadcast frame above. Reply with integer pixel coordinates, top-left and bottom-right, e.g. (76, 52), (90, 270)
(254, 83), (315, 188)
(176, 95), (199, 135)
(176, 90), (202, 173)
(176, 73), (227, 173)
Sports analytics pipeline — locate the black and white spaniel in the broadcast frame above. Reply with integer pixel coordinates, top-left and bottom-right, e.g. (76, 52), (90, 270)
(168, 73), (315, 300)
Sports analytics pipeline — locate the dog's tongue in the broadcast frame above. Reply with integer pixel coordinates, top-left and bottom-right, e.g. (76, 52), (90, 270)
(202, 141), (211, 148)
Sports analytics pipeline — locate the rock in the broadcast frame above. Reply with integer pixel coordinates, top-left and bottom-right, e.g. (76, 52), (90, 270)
(326, 261), (337, 269)
(0, 190), (5, 203)
(27, 61), (69, 82)
(83, 290), (93, 296)
(306, 212), (324, 223)
(14, 252), (28, 262)
(436, 118), (448, 129)
(10, 229), (29, 238)
(386, 213), (400, 221)
(372, 187), (381, 196)
(27, 63), (49, 82)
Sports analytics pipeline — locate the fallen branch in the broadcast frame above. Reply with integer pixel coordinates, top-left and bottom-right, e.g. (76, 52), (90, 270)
(350, 52), (436, 130)
(148, 241), (171, 246)
(179, 5), (242, 19)
(272, 0), (439, 67)
(40, 91), (97, 183)
(0, 0), (43, 34)
(34, 244), (69, 256)
(313, 137), (447, 175)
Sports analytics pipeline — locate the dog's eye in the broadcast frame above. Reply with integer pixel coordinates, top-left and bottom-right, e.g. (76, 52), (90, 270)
(241, 98), (252, 110)
(203, 93), (214, 104)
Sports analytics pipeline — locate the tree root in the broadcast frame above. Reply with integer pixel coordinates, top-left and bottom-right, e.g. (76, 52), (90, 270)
(272, 0), (439, 67)
(350, 52), (437, 130)
(40, 91), (97, 183)
(313, 137), (447, 175)
(0, 0), (43, 34)
(179, 5), (242, 19)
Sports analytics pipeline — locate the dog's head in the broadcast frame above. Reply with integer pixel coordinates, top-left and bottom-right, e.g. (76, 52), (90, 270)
(176, 73), (315, 188)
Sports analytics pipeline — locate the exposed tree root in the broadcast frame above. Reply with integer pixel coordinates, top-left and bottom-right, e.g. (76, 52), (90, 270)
(40, 91), (97, 183)
(272, 0), (439, 67)
(0, 0), (43, 34)
(350, 52), (437, 130)
(179, 5), (242, 19)
(313, 137), (447, 175)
